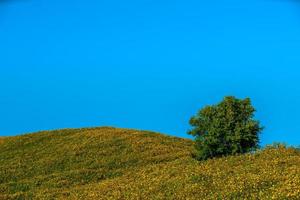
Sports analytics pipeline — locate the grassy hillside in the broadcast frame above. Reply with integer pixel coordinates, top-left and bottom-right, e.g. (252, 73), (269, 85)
(0, 127), (300, 199)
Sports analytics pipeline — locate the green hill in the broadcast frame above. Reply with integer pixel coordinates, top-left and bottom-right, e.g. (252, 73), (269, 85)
(1, 127), (300, 199)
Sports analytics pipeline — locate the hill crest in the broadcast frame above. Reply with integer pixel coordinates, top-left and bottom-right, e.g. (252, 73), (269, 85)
(1, 127), (300, 199)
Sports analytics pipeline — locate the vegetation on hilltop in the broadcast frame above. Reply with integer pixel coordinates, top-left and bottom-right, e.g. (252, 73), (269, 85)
(189, 96), (263, 160)
(0, 127), (300, 199)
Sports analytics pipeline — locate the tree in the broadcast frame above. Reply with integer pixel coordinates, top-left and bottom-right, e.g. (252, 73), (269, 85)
(188, 96), (263, 160)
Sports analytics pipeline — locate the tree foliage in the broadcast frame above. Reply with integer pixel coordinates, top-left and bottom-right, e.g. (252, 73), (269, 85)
(188, 96), (263, 160)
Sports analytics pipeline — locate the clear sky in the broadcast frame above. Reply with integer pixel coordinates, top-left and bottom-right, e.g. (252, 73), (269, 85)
(0, 0), (300, 146)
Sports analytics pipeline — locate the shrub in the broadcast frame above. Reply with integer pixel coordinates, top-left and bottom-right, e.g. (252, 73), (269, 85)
(188, 96), (263, 160)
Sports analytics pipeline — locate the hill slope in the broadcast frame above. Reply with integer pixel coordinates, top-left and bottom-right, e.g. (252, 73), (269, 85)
(0, 127), (300, 199)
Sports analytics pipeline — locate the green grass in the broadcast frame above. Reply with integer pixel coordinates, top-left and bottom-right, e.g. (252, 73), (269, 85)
(0, 127), (300, 199)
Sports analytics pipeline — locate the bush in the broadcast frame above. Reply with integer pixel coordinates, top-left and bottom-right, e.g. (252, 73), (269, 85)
(188, 96), (263, 160)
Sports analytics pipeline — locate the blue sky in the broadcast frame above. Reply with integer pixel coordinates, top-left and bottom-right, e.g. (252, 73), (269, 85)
(0, 0), (300, 146)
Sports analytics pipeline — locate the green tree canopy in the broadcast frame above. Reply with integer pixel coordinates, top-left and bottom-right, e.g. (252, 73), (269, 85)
(188, 96), (263, 160)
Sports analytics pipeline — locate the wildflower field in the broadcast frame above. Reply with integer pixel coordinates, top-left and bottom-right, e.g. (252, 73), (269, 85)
(0, 127), (300, 199)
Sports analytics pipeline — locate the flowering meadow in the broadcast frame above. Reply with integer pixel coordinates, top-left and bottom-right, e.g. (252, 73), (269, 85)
(0, 127), (299, 199)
